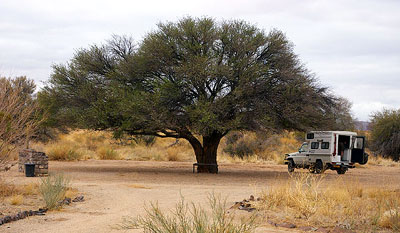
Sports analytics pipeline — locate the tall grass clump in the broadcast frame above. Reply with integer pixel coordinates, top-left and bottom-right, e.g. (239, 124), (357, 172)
(39, 173), (70, 210)
(97, 146), (120, 160)
(46, 143), (84, 161)
(121, 193), (257, 233)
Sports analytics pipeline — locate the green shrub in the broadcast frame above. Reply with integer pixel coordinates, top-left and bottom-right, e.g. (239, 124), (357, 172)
(39, 173), (70, 210)
(370, 109), (400, 161)
(121, 193), (257, 233)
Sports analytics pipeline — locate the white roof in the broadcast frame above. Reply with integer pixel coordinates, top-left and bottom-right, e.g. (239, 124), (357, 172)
(309, 131), (357, 136)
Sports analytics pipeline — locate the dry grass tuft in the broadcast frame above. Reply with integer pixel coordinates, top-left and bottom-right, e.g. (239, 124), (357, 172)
(9, 194), (23, 205)
(368, 154), (400, 167)
(21, 182), (39, 195)
(46, 143), (84, 161)
(96, 146), (120, 160)
(0, 179), (17, 197)
(65, 188), (79, 199)
(256, 173), (400, 231)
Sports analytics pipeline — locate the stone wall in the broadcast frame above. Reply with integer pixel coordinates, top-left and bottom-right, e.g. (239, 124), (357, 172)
(18, 149), (48, 176)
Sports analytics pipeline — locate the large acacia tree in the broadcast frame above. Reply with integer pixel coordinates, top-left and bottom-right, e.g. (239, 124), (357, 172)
(40, 17), (347, 173)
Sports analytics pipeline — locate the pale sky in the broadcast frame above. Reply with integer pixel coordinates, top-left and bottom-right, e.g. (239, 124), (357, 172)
(1, 0), (399, 121)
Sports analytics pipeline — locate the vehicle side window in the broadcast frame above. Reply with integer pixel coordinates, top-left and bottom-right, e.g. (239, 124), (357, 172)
(321, 142), (329, 149)
(311, 142), (319, 149)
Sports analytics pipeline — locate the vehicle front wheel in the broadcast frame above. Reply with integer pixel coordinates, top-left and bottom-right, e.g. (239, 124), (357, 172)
(315, 160), (325, 174)
(288, 160), (295, 173)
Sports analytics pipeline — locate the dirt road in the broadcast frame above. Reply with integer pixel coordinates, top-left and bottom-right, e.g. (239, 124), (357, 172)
(1, 160), (400, 232)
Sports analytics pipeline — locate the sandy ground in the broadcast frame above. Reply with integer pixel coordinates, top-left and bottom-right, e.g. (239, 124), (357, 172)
(1, 160), (400, 233)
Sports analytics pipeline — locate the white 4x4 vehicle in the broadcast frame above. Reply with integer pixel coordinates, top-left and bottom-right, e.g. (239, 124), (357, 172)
(284, 131), (368, 174)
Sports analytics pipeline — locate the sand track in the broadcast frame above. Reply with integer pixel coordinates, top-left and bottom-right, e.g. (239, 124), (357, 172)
(1, 160), (399, 232)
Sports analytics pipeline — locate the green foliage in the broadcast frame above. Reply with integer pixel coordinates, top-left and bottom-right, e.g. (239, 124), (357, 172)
(121, 193), (257, 233)
(39, 173), (70, 210)
(370, 109), (400, 161)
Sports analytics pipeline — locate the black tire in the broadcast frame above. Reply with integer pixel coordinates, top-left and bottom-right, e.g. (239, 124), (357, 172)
(288, 160), (295, 173)
(336, 167), (347, 175)
(315, 160), (325, 174)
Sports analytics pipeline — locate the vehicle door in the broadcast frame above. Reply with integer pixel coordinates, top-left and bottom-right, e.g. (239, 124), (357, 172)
(351, 136), (366, 164)
(295, 143), (309, 165)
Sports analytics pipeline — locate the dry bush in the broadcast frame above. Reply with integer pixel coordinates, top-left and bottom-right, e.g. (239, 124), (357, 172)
(256, 173), (400, 231)
(96, 146), (120, 160)
(0, 77), (41, 167)
(220, 131), (301, 164)
(121, 193), (257, 232)
(9, 194), (23, 205)
(46, 143), (84, 161)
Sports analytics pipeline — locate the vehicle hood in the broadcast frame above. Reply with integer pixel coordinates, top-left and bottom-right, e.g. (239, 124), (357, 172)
(286, 152), (300, 156)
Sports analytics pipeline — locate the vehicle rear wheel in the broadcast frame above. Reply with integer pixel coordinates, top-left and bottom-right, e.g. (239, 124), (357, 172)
(336, 167), (347, 174)
(315, 160), (325, 174)
(288, 160), (295, 173)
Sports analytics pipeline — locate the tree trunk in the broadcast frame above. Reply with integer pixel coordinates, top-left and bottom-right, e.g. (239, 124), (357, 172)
(186, 131), (223, 174)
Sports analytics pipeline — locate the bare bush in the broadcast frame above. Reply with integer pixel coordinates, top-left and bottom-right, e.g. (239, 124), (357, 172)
(0, 76), (41, 167)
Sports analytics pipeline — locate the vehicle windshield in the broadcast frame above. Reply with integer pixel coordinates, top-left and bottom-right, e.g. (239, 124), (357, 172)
(299, 143), (308, 152)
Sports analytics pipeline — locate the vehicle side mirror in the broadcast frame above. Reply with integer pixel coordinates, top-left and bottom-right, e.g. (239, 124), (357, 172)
(298, 149), (301, 153)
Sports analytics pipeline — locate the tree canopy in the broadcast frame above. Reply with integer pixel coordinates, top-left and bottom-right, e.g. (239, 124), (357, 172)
(40, 17), (352, 172)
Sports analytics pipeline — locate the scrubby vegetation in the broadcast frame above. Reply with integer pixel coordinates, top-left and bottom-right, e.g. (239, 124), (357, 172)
(39, 173), (70, 210)
(221, 131), (300, 164)
(33, 130), (195, 162)
(256, 173), (400, 231)
(370, 108), (400, 161)
(32, 129), (400, 168)
(121, 193), (257, 233)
